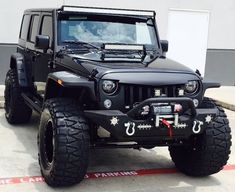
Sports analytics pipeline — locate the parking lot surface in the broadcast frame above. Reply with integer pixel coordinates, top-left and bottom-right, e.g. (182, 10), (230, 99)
(0, 109), (234, 192)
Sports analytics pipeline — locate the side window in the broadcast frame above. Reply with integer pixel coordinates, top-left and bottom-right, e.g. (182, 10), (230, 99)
(29, 15), (40, 42)
(40, 16), (53, 47)
(20, 14), (31, 40)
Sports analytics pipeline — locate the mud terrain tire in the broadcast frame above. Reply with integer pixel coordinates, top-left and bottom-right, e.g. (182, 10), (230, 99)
(38, 98), (90, 186)
(4, 69), (32, 124)
(169, 98), (232, 176)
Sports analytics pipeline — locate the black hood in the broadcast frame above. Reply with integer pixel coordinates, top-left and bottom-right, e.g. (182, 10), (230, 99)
(70, 54), (200, 86)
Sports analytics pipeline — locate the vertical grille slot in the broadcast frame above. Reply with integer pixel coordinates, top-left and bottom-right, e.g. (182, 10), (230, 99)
(124, 85), (154, 107)
(164, 87), (168, 96)
(129, 86), (134, 106)
(172, 86), (176, 97)
(138, 87), (143, 101)
(147, 87), (152, 98)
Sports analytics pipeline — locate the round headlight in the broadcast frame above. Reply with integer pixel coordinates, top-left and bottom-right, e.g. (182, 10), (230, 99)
(102, 80), (117, 94)
(185, 81), (199, 94)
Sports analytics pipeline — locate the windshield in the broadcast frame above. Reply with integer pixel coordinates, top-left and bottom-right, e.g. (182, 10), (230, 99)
(58, 14), (158, 48)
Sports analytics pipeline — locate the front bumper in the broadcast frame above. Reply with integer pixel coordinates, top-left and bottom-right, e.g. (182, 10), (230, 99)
(85, 97), (218, 141)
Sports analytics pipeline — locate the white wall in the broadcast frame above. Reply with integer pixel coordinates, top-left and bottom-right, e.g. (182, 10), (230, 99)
(167, 10), (210, 75)
(0, 0), (63, 43)
(0, 0), (235, 49)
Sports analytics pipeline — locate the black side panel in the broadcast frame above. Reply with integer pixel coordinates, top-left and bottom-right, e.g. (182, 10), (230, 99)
(10, 53), (28, 87)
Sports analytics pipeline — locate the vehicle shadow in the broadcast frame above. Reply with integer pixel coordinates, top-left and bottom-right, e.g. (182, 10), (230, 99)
(0, 110), (222, 192)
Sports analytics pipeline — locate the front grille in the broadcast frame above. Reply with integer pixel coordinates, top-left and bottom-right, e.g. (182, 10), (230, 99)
(123, 84), (182, 108)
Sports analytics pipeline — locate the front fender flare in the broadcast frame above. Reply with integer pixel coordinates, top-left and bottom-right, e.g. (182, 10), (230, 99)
(44, 71), (96, 101)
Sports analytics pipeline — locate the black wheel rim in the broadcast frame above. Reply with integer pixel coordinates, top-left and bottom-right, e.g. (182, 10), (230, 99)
(42, 120), (54, 167)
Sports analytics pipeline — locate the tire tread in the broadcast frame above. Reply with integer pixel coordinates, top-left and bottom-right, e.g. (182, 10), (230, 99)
(169, 97), (232, 176)
(4, 69), (32, 124)
(39, 98), (89, 187)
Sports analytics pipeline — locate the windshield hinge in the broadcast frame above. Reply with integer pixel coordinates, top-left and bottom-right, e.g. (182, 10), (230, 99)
(89, 68), (99, 80)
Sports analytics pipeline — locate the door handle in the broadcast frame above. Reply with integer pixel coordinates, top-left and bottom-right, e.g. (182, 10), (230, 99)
(34, 52), (41, 57)
(32, 52), (41, 62)
(32, 55), (37, 62)
(25, 48), (30, 53)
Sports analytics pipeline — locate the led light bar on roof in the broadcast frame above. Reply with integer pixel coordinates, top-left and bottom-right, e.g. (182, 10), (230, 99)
(62, 6), (155, 17)
(104, 44), (144, 51)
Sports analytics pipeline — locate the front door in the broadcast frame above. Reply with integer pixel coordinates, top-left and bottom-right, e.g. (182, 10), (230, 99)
(33, 14), (54, 94)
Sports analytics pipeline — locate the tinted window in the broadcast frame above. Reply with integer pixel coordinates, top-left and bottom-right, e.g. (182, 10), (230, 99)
(20, 15), (31, 40)
(29, 15), (40, 42)
(40, 16), (53, 46)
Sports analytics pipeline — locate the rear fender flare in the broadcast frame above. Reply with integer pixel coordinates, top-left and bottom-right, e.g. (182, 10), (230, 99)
(10, 53), (28, 87)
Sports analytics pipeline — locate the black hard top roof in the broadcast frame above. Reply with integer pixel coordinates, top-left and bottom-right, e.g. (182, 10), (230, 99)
(24, 8), (55, 13)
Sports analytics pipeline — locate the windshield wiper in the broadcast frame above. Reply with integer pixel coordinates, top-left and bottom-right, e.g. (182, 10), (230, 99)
(62, 40), (101, 50)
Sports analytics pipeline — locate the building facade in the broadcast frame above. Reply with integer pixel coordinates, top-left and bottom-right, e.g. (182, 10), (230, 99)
(0, 0), (234, 85)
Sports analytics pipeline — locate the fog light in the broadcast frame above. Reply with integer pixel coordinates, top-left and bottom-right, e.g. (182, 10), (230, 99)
(154, 89), (161, 97)
(178, 89), (184, 96)
(104, 99), (112, 109)
(193, 99), (199, 107)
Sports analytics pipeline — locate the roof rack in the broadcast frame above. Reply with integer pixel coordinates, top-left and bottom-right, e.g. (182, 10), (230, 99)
(61, 5), (155, 17)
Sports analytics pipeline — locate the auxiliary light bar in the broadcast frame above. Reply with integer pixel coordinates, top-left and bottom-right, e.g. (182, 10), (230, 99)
(61, 6), (155, 17)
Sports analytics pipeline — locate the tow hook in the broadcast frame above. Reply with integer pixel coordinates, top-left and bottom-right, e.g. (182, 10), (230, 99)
(192, 120), (203, 134)
(125, 122), (136, 136)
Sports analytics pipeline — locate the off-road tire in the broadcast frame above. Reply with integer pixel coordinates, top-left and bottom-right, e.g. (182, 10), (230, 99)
(38, 98), (90, 187)
(4, 69), (32, 124)
(169, 97), (232, 176)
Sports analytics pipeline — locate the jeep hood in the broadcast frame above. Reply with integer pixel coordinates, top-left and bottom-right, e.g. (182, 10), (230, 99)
(102, 72), (200, 86)
(70, 54), (200, 86)
(99, 59), (199, 86)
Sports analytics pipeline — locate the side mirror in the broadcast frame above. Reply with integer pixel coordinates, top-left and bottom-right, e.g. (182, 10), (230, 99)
(35, 35), (50, 52)
(160, 40), (168, 53)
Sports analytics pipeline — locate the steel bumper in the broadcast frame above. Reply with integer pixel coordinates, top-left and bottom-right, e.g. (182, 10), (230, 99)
(85, 97), (218, 140)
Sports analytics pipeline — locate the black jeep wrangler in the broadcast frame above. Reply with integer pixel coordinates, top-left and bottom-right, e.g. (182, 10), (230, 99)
(4, 6), (231, 186)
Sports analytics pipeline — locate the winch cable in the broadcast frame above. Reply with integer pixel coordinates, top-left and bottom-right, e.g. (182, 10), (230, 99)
(161, 119), (173, 138)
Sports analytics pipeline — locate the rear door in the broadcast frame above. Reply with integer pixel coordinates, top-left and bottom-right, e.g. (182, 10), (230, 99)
(17, 14), (33, 86)
(26, 13), (40, 86)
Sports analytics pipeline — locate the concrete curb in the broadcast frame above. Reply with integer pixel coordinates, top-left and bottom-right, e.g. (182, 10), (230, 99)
(0, 96), (3, 108)
(0, 101), (4, 108)
(0, 85), (4, 109)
